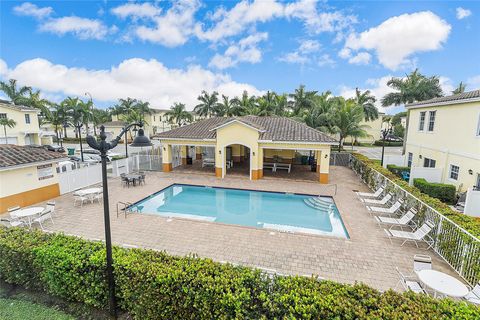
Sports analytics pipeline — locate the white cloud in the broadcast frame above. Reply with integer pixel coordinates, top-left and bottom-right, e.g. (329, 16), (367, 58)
(467, 75), (480, 89)
(0, 58), (263, 110)
(456, 7), (472, 20)
(348, 52), (371, 65)
(317, 54), (335, 67)
(134, 0), (200, 47)
(209, 32), (268, 69)
(298, 40), (321, 53)
(111, 2), (162, 20)
(278, 39), (333, 66)
(13, 2), (53, 19)
(343, 11), (451, 70)
(279, 52), (310, 64)
(339, 75), (395, 112)
(39, 16), (114, 40)
(196, 0), (283, 42)
(438, 76), (455, 95)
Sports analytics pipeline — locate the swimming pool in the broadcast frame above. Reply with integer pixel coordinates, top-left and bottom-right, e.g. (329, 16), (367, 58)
(130, 184), (349, 238)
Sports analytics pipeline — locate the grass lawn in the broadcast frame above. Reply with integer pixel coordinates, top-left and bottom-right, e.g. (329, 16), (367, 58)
(0, 298), (75, 320)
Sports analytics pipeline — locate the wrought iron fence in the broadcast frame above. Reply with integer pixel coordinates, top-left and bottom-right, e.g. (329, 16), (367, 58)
(330, 152), (351, 166)
(350, 154), (480, 286)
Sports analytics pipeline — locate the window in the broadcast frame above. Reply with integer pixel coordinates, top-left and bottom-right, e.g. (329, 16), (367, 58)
(423, 158), (436, 168)
(0, 113), (6, 119)
(407, 153), (413, 167)
(428, 111), (436, 132)
(449, 165), (459, 180)
(419, 112), (426, 131)
(153, 116), (156, 121)
(25, 114), (30, 124)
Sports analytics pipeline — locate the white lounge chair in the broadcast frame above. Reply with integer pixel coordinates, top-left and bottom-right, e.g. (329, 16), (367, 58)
(367, 200), (403, 215)
(413, 254), (432, 273)
(395, 267), (426, 294)
(32, 210), (54, 230)
(464, 283), (480, 305)
(355, 187), (384, 198)
(361, 193), (392, 205)
(0, 218), (25, 228)
(384, 220), (435, 249)
(374, 208), (416, 228)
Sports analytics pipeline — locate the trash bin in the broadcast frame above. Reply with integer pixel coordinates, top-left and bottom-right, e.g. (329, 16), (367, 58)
(186, 157), (193, 165)
(67, 148), (75, 156)
(301, 156), (308, 165)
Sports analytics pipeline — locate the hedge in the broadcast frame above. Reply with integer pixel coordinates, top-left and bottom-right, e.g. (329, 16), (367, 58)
(373, 140), (404, 147)
(413, 178), (457, 204)
(352, 153), (480, 239)
(387, 164), (411, 178)
(1, 228), (479, 319)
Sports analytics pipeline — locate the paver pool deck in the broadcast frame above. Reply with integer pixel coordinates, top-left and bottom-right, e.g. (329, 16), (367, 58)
(8, 166), (460, 292)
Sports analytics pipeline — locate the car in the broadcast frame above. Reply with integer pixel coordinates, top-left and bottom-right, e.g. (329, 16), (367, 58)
(45, 144), (65, 153)
(385, 134), (403, 142)
(82, 148), (101, 155)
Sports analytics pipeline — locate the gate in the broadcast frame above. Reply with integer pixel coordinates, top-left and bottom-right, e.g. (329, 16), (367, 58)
(330, 152), (351, 166)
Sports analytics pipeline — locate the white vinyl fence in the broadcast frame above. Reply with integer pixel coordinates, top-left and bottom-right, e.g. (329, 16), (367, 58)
(110, 155), (163, 177)
(350, 154), (480, 286)
(58, 163), (102, 194)
(409, 166), (443, 185)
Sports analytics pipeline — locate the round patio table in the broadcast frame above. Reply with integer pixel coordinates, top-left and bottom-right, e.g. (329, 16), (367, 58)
(417, 269), (469, 298)
(13, 207), (44, 227)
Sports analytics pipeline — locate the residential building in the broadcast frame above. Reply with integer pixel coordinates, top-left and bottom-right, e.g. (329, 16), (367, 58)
(0, 100), (41, 145)
(404, 89), (480, 191)
(154, 116), (336, 183)
(0, 144), (67, 212)
(350, 112), (389, 144)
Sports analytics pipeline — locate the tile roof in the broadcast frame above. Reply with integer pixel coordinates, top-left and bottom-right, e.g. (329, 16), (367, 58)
(0, 101), (38, 112)
(0, 144), (67, 169)
(406, 89), (480, 108)
(153, 116), (337, 143)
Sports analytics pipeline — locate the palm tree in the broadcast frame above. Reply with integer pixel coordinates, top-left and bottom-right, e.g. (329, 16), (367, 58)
(354, 88), (378, 121)
(252, 97), (274, 116)
(25, 90), (52, 125)
(215, 95), (239, 117)
(0, 79), (31, 105)
(381, 69), (443, 107)
(304, 92), (337, 132)
(165, 103), (193, 126)
(0, 117), (16, 144)
(232, 91), (255, 115)
(331, 98), (369, 150)
(91, 108), (111, 135)
(114, 97), (138, 120)
(273, 93), (288, 116)
(452, 82), (467, 95)
(288, 85), (317, 116)
(135, 100), (152, 121)
(194, 91), (219, 117)
(46, 103), (68, 141)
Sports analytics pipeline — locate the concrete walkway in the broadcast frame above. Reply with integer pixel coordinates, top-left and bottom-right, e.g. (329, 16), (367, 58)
(7, 166), (459, 292)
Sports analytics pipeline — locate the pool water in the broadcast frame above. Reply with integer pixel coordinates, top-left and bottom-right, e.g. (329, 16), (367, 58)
(130, 184), (349, 238)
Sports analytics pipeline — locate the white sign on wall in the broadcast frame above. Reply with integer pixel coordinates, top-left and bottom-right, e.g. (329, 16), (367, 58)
(37, 164), (54, 180)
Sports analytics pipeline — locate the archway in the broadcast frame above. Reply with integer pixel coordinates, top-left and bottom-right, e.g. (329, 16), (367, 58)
(223, 144), (252, 179)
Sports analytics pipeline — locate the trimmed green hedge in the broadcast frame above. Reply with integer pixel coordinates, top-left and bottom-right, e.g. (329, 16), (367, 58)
(352, 153), (480, 238)
(387, 164), (411, 178)
(1, 228), (479, 319)
(373, 140), (404, 147)
(414, 178), (457, 204)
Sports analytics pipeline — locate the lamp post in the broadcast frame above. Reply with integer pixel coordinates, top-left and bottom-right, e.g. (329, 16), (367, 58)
(86, 123), (151, 319)
(75, 123), (84, 162)
(380, 126), (393, 167)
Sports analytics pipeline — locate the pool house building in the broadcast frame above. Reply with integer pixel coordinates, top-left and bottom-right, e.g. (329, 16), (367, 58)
(153, 116), (337, 183)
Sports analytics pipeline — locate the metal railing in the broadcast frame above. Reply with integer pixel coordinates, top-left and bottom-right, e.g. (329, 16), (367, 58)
(116, 201), (137, 219)
(349, 154), (480, 285)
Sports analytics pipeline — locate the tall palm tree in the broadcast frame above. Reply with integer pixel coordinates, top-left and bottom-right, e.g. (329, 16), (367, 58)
(273, 93), (288, 116)
(25, 90), (52, 125)
(114, 97), (138, 119)
(91, 108), (111, 135)
(452, 82), (467, 95)
(214, 95), (240, 117)
(381, 69), (443, 107)
(232, 90), (255, 115)
(165, 103), (193, 126)
(304, 92), (337, 132)
(134, 100), (152, 121)
(0, 117), (16, 144)
(62, 97), (87, 138)
(354, 88), (378, 121)
(46, 103), (68, 141)
(0, 79), (31, 105)
(332, 98), (369, 150)
(252, 97), (274, 116)
(288, 85), (317, 116)
(194, 91), (219, 117)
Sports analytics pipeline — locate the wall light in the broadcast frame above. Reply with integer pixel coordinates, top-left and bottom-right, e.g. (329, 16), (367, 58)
(468, 169), (473, 175)
(163, 147), (166, 151)
(218, 150), (221, 154)
(324, 154), (329, 159)
(419, 155), (423, 159)
(252, 152), (255, 156)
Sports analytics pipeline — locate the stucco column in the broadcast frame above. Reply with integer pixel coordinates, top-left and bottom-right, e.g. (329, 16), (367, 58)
(195, 146), (202, 160)
(162, 143), (173, 172)
(215, 146), (224, 178)
(181, 145), (188, 165)
(251, 145), (263, 180)
(316, 149), (330, 184)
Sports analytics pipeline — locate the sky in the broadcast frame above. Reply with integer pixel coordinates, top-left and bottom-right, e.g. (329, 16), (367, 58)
(0, 0), (479, 114)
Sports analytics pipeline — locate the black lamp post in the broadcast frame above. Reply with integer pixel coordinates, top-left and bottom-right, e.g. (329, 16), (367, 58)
(380, 126), (393, 166)
(75, 123), (84, 162)
(86, 123), (151, 318)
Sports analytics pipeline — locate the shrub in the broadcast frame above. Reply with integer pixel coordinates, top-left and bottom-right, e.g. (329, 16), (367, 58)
(373, 140), (404, 147)
(0, 227), (479, 319)
(387, 164), (411, 178)
(413, 178), (457, 204)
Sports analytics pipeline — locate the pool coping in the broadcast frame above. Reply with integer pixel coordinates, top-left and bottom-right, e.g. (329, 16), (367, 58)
(129, 183), (351, 239)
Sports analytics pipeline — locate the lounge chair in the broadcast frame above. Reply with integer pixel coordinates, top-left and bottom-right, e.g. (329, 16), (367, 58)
(374, 208), (416, 228)
(32, 210), (54, 230)
(7, 206), (20, 213)
(361, 193), (392, 205)
(413, 254), (432, 273)
(275, 163), (291, 173)
(464, 283), (480, 305)
(395, 267), (426, 294)
(0, 218), (25, 228)
(355, 187), (384, 198)
(384, 220), (435, 249)
(263, 162), (275, 172)
(366, 200), (403, 215)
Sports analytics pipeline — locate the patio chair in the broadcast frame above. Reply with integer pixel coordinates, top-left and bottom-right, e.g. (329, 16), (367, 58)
(43, 201), (56, 216)
(366, 200), (403, 215)
(93, 191), (103, 203)
(355, 187), (384, 198)
(464, 283), (480, 305)
(121, 176), (131, 188)
(361, 193), (392, 205)
(384, 220), (435, 249)
(0, 218), (26, 228)
(7, 206), (20, 213)
(374, 208), (417, 228)
(413, 254), (432, 273)
(395, 267), (426, 294)
(139, 171), (146, 185)
(32, 210), (54, 230)
(74, 193), (90, 207)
